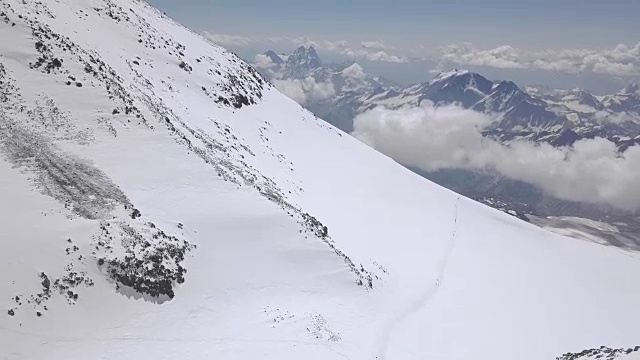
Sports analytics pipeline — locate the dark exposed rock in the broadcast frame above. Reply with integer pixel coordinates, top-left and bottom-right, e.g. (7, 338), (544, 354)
(40, 272), (50, 290)
(130, 208), (141, 219)
(95, 222), (194, 300)
(557, 345), (640, 360)
(178, 61), (192, 73)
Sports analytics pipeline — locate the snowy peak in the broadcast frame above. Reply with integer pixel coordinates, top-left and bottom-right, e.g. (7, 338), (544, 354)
(428, 69), (493, 94)
(492, 80), (520, 94)
(524, 84), (555, 97)
(623, 82), (639, 95)
(272, 45), (327, 80)
(358, 69), (568, 134)
(422, 69), (494, 108)
(475, 80), (525, 112)
(603, 82), (640, 114)
(429, 68), (471, 83)
(472, 80), (569, 132)
(560, 88), (604, 111)
(489, 80), (543, 107)
(285, 45), (323, 72)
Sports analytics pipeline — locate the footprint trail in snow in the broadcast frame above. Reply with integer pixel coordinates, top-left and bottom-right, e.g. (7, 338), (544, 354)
(375, 197), (460, 360)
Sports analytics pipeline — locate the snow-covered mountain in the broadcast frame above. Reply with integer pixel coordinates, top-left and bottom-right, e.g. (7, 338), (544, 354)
(2, 1), (640, 360)
(279, 46), (323, 78)
(258, 51), (640, 147)
(558, 88), (605, 112)
(360, 72), (640, 147)
(602, 83), (640, 114)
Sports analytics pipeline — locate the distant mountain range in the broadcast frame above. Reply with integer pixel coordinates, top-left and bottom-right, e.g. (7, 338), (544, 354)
(257, 46), (640, 149)
(256, 46), (640, 231)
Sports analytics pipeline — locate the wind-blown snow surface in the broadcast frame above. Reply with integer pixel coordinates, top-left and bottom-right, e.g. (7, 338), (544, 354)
(1, 1), (640, 359)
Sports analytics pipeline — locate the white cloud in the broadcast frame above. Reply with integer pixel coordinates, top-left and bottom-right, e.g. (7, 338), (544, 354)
(437, 42), (640, 76)
(439, 43), (527, 69)
(531, 58), (578, 73)
(203, 32), (254, 47)
(203, 31), (640, 75)
(593, 110), (640, 124)
(252, 54), (281, 78)
(532, 44), (640, 76)
(273, 77), (335, 105)
(253, 54), (277, 69)
(289, 36), (319, 48)
(341, 48), (408, 63)
(361, 40), (389, 50)
(201, 32), (409, 63)
(342, 63), (366, 79)
(322, 40), (350, 51)
(353, 103), (640, 210)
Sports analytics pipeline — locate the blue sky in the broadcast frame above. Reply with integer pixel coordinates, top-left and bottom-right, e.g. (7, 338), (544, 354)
(149, 0), (638, 47)
(149, 0), (640, 92)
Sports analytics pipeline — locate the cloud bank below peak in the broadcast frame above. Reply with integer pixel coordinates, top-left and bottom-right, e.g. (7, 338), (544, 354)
(353, 103), (640, 211)
(272, 77), (336, 105)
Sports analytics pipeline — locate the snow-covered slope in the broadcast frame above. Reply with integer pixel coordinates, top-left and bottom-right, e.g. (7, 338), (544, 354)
(602, 82), (640, 114)
(1, 1), (640, 359)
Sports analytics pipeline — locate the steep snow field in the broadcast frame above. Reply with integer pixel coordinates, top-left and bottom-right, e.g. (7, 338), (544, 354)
(1, 1), (639, 359)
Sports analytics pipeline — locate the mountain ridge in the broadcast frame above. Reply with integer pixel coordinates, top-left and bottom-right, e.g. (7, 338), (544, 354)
(257, 46), (640, 147)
